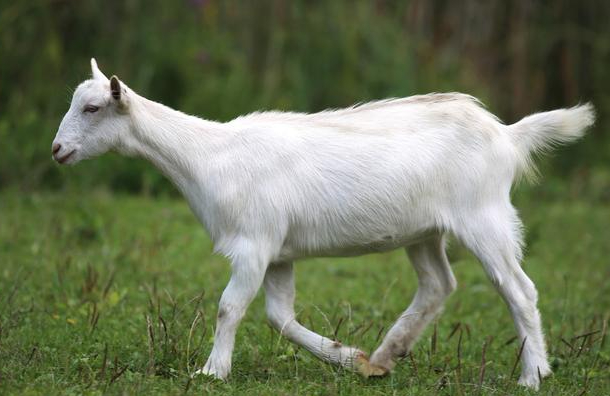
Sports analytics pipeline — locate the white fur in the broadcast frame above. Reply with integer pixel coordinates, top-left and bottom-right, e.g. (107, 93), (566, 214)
(52, 59), (595, 389)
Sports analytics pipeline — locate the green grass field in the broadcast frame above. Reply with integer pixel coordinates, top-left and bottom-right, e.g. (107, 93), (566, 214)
(0, 190), (608, 395)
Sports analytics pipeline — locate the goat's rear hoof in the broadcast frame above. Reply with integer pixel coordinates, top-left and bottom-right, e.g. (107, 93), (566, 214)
(354, 353), (390, 378)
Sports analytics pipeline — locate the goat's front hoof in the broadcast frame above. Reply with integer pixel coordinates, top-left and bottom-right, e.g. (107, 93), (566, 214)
(193, 359), (230, 381)
(517, 375), (540, 390)
(354, 353), (390, 378)
(517, 364), (551, 390)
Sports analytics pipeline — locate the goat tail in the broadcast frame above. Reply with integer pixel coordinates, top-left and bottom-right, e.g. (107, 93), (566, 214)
(508, 103), (595, 181)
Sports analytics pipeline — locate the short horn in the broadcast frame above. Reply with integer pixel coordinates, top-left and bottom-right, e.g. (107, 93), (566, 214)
(91, 58), (108, 81)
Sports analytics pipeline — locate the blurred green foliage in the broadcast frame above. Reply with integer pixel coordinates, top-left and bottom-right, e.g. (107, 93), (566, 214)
(1, 0), (608, 197)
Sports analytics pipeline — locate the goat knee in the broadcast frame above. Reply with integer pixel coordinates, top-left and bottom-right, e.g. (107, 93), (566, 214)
(423, 276), (456, 301)
(266, 305), (294, 332)
(444, 274), (457, 295)
(519, 276), (538, 303)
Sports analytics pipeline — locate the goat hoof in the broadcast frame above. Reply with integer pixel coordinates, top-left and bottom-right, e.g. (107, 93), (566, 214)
(355, 353), (390, 378)
(517, 364), (551, 390)
(517, 375), (540, 390)
(193, 362), (229, 381)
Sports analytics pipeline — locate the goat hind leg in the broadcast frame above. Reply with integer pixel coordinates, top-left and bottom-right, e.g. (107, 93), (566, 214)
(459, 210), (550, 390)
(368, 235), (456, 373)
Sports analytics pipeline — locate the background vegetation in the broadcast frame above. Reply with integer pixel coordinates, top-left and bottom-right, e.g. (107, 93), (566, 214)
(0, 1), (609, 395)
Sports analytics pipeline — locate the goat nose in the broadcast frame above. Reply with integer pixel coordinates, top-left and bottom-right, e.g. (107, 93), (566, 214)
(52, 143), (61, 154)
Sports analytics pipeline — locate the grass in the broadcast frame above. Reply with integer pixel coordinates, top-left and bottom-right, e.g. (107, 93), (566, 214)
(0, 189), (608, 395)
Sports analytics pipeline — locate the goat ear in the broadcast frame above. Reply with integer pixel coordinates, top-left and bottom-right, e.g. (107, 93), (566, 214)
(91, 58), (108, 81)
(110, 75), (122, 101)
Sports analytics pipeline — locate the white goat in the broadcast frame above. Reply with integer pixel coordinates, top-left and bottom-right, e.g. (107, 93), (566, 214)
(52, 59), (594, 389)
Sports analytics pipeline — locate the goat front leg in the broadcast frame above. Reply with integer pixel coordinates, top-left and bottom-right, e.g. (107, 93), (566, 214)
(264, 262), (381, 375)
(195, 242), (267, 380)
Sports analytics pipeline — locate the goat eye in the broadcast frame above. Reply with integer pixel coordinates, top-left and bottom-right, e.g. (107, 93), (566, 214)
(83, 105), (99, 113)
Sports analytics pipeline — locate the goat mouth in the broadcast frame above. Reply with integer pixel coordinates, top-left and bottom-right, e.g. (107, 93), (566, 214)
(56, 149), (76, 164)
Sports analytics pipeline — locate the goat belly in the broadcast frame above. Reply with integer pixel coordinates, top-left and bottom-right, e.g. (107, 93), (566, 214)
(278, 229), (435, 260)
